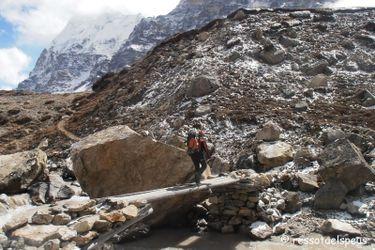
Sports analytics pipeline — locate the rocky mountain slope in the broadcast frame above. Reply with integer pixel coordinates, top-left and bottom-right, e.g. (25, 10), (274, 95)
(18, 0), (333, 93)
(17, 12), (142, 93)
(110, 0), (333, 71)
(68, 8), (374, 160)
(1, 7), (374, 249)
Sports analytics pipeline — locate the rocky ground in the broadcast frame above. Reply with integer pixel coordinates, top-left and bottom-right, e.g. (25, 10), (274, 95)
(0, 7), (374, 249)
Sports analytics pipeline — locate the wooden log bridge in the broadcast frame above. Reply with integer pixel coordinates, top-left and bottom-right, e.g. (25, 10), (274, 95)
(88, 176), (240, 249)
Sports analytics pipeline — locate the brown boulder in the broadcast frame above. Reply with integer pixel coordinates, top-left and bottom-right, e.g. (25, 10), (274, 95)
(0, 149), (47, 194)
(257, 142), (294, 169)
(71, 126), (196, 197)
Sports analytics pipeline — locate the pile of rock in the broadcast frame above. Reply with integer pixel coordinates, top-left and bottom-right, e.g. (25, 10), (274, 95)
(202, 170), (302, 240)
(1, 197), (144, 249)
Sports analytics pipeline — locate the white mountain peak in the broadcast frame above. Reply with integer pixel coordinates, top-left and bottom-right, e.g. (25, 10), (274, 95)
(51, 11), (143, 57)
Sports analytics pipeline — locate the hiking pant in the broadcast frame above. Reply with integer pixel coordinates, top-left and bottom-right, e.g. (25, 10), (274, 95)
(191, 154), (207, 184)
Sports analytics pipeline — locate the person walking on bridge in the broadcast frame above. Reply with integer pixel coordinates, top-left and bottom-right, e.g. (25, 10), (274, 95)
(187, 129), (211, 185)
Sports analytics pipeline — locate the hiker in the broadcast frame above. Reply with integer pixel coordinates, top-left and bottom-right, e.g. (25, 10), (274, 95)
(187, 129), (210, 185)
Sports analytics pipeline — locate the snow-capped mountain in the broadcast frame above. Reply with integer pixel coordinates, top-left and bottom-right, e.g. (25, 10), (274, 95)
(19, 0), (332, 93)
(18, 12), (143, 93)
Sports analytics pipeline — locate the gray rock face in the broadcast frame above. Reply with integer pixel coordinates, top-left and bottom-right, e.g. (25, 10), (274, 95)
(314, 180), (348, 209)
(0, 149), (47, 194)
(318, 139), (374, 192)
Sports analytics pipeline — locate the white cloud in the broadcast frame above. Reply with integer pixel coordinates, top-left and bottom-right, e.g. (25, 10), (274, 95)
(0, 0), (179, 46)
(328, 0), (375, 8)
(0, 47), (31, 90)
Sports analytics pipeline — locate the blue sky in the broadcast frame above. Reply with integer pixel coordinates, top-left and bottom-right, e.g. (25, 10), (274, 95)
(0, 16), (42, 90)
(0, 0), (374, 90)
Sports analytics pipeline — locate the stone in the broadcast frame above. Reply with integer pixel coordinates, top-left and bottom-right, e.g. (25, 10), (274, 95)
(2, 216), (28, 233)
(64, 199), (96, 213)
(195, 105), (212, 116)
(282, 191), (301, 213)
(257, 142), (294, 169)
(72, 231), (98, 247)
(11, 225), (64, 247)
(122, 205), (138, 219)
(279, 35), (299, 47)
(0, 202), (8, 215)
(71, 125), (200, 197)
(93, 220), (111, 233)
(233, 9), (246, 21)
(208, 156), (230, 175)
(186, 76), (219, 97)
(48, 174), (75, 201)
(228, 216), (242, 226)
(294, 101), (308, 112)
(52, 213), (71, 225)
(273, 223), (287, 235)
(197, 32), (209, 42)
(43, 239), (60, 250)
(314, 180), (348, 210)
(320, 128), (346, 145)
(364, 21), (375, 32)
(255, 121), (283, 141)
(61, 241), (77, 250)
(355, 89), (375, 107)
(28, 182), (48, 205)
(235, 154), (256, 170)
(302, 60), (329, 76)
(227, 51), (241, 62)
(226, 37), (242, 48)
(319, 139), (374, 192)
(0, 149), (47, 194)
(31, 211), (54, 225)
(238, 207), (253, 217)
(297, 173), (319, 192)
(100, 210), (126, 223)
(309, 74), (328, 90)
(0, 233), (9, 248)
(341, 39), (355, 50)
(320, 219), (361, 236)
(57, 227), (77, 241)
(7, 193), (31, 208)
(70, 215), (98, 234)
(259, 48), (286, 65)
(293, 147), (317, 167)
(249, 221), (273, 240)
(221, 225), (234, 234)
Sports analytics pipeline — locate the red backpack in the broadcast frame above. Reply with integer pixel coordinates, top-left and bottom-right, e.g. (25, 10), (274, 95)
(187, 132), (200, 156)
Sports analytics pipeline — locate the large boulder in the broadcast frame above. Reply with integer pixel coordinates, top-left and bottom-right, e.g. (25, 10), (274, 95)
(318, 139), (374, 192)
(71, 125), (197, 198)
(257, 142), (294, 169)
(186, 76), (219, 97)
(0, 149), (47, 194)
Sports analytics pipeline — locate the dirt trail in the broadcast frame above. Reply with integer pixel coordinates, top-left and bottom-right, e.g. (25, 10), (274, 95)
(57, 118), (81, 141)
